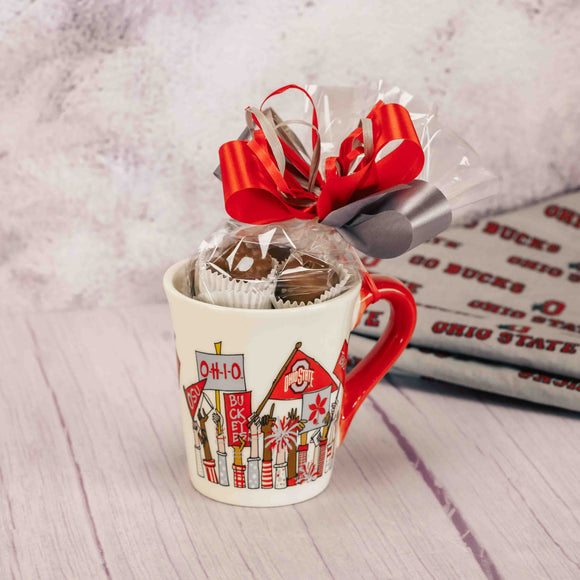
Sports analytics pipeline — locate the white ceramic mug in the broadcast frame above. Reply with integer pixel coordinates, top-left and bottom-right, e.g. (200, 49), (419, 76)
(164, 259), (416, 507)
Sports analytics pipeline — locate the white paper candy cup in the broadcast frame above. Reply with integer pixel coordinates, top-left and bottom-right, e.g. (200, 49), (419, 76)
(195, 261), (278, 309)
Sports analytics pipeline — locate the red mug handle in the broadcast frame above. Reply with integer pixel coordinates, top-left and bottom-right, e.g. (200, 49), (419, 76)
(340, 273), (417, 441)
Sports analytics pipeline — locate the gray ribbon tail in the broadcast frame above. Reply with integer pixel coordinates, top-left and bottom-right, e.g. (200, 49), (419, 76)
(321, 180), (452, 259)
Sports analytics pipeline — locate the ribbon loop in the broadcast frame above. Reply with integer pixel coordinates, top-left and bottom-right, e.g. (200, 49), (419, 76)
(218, 86), (432, 254)
(246, 106), (286, 178)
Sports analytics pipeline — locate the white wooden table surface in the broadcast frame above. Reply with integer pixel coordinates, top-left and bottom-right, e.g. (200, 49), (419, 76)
(2, 304), (580, 580)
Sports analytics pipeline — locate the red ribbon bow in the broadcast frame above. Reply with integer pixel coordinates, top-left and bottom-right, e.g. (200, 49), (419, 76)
(219, 85), (425, 224)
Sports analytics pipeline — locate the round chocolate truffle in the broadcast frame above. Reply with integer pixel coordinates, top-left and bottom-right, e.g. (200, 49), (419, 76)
(208, 239), (275, 280)
(275, 252), (339, 303)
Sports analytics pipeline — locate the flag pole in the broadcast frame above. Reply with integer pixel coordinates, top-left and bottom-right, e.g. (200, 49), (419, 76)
(214, 341), (222, 435)
(249, 342), (302, 425)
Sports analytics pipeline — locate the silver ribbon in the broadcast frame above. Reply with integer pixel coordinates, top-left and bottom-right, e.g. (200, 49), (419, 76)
(321, 180), (452, 259)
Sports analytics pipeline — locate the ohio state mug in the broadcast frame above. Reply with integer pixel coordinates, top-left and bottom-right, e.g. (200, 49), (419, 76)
(163, 259), (416, 507)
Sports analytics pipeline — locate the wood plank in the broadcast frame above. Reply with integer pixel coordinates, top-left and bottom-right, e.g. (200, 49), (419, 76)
(0, 314), (109, 580)
(0, 304), (488, 579)
(373, 373), (580, 580)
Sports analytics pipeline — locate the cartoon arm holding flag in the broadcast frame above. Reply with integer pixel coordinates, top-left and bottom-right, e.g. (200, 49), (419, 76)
(310, 429), (322, 481)
(287, 408), (306, 486)
(212, 411), (230, 487)
(318, 412), (331, 476)
(247, 414), (261, 489)
(198, 408), (218, 484)
(232, 435), (247, 488)
(326, 402), (338, 472)
(192, 420), (204, 478)
(326, 393), (342, 473)
(260, 404), (276, 489)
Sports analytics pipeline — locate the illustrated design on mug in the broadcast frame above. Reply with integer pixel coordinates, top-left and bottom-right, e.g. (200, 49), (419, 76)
(182, 340), (348, 490)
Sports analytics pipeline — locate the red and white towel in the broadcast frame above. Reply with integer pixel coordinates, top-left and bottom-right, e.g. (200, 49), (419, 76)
(351, 191), (580, 412)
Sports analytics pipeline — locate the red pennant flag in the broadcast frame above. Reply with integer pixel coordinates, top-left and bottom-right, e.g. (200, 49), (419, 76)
(183, 379), (207, 418)
(334, 340), (348, 384)
(269, 349), (337, 400)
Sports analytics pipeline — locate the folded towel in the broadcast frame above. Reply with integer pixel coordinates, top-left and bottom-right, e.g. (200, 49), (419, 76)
(351, 191), (580, 411)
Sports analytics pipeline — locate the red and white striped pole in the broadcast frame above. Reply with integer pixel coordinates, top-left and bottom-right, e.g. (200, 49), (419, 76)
(261, 460), (273, 488)
(203, 459), (218, 483)
(233, 464), (246, 488)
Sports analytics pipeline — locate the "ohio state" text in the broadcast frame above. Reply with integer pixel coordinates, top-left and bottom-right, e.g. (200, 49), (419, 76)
(284, 368), (314, 390)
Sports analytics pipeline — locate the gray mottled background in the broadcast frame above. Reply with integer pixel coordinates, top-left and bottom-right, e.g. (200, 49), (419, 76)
(2, 0), (579, 312)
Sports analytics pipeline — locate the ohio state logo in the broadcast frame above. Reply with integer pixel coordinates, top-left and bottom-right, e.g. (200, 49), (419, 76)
(284, 359), (315, 394)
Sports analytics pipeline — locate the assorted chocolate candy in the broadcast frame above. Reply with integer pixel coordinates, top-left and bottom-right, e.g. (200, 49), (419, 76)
(208, 239), (276, 280)
(275, 253), (340, 304)
(190, 220), (358, 309)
